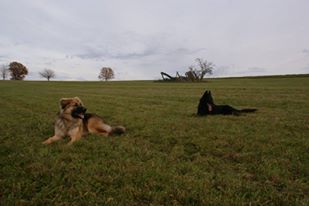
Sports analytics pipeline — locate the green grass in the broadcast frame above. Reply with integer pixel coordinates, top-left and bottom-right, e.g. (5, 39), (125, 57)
(0, 76), (308, 205)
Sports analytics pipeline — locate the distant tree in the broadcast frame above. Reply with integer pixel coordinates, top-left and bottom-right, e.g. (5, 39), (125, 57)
(98, 67), (114, 81)
(8, 61), (28, 80)
(0, 64), (9, 80)
(195, 58), (214, 80)
(39, 69), (56, 81)
(185, 58), (214, 81)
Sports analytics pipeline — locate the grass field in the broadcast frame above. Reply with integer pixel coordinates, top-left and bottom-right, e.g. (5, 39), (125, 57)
(0, 76), (308, 205)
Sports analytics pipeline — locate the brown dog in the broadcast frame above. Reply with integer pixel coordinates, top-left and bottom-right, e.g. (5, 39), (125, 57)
(43, 97), (125, 145)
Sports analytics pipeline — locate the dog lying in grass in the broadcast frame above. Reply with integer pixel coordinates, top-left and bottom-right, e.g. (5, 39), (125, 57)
(43, 97), (125, 145)
(197, 90), (257, 116)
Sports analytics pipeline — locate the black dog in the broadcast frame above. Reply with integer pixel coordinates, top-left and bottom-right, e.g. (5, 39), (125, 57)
(197, 90), (257, 116)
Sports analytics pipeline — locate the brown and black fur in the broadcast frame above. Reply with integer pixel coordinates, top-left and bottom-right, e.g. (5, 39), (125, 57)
(197, 90), (257, 116)
(43, 97), (125, 145)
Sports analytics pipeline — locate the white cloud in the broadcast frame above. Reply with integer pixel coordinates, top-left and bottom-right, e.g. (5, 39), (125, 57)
(0, 0), (308, 80)
(302, 49), (309, 55)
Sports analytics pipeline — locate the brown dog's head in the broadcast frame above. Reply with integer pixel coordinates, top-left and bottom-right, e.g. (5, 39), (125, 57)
(59, 97), (87, 119)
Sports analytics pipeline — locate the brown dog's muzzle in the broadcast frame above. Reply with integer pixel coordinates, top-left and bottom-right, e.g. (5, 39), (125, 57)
(71, 106), (87, 119)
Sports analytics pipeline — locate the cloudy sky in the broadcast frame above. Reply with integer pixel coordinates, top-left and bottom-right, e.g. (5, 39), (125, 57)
(0, 0), (308, 80)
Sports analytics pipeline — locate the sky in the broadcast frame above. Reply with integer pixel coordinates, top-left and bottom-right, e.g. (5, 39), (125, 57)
(0, 0), (308, 80)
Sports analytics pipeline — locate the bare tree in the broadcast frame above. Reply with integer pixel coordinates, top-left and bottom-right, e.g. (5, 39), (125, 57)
(185, 58), (214, 81)
(98, 67), (115, 81)
(195, 58), (214, 80)
(39, 69), (56, 81)
(9, 61), (28, 80)
(0, 64), (9, 80)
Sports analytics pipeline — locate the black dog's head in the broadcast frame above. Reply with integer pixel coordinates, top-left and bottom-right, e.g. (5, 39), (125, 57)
(197, 90), (214, 116)
(200, 90), (214, 104)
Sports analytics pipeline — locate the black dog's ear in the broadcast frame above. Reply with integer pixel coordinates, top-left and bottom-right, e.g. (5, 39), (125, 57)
(201, 90), (209, 99)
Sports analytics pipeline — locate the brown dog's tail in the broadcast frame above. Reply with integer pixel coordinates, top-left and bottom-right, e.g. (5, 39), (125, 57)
(111, 126), (126, 135)
(240, 109), (257, 113)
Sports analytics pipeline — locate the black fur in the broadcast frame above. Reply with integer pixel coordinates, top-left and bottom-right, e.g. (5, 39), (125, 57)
(197, 90), (257, 116)
(71, 106), (87, 119)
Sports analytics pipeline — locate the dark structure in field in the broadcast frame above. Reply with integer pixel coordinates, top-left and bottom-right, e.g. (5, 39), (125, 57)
(160, 72), (187, 81)
(197, 90), (257, 116)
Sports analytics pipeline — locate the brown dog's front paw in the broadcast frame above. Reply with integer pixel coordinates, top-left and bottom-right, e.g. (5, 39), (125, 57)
(42, 135), (62, 145)
(42, 139), (51, 145)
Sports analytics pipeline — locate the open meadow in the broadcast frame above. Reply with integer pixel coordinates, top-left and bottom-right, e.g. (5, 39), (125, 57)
(0, 75), (308, 205)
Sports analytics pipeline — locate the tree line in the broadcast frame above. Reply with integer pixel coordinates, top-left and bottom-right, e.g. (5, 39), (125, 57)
(1, 58), (214, 81)
(0, 61), (115, 81)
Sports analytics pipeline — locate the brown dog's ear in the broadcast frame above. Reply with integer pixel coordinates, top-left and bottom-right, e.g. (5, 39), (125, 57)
(73, 97), (83, 106)
(73, 97), (82, 102)
(59, 98), (72, 109)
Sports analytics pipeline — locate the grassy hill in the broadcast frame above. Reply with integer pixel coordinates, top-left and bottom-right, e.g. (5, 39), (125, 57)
(0, 76), (308, 205)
